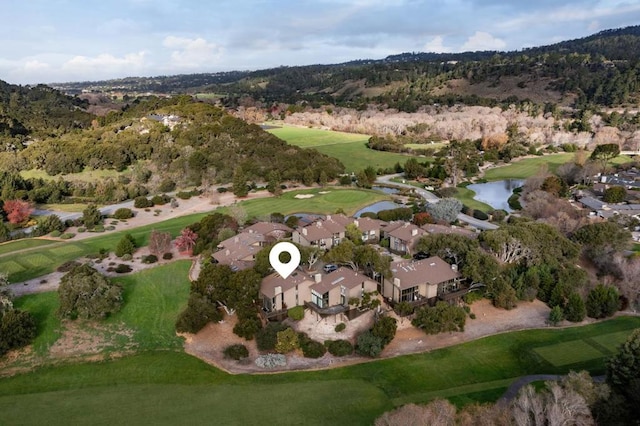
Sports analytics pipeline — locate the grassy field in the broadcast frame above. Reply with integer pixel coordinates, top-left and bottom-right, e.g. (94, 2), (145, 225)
(0, 188), (387, 283)
(484, 153), (634, 181)
(452, 187), (493, 212)
(20, 167), (129, 182)
(268, 126), (415, 172)
(0, 316), (637, 425)
(404, 142), (448, 151)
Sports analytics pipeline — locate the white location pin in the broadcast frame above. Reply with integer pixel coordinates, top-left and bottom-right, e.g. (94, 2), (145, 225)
(269, 242), (301, 279)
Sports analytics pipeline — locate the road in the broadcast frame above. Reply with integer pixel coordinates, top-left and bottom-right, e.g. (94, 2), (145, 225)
(375, 174), (499, 230)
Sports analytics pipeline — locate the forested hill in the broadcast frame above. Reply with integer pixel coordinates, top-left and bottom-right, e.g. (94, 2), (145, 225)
(0, 95), (344, 192)
(53, 25), (640, 111)
(0, 80), (93, 143)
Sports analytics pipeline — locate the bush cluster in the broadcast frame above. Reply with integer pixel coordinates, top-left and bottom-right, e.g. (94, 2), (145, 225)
(287, 306), (305, 321)
(325, 339), (353, 357)
(113, 208), (134, 219)
(223, 344), (249, 360)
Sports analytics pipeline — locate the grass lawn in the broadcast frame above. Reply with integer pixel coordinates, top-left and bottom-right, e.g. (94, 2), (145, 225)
(0, 188), (387, 283)
(20, 167), (129, 183)
(484, 153), (634, 181)
(452, 187), (493, 212)
(404, 142), (448, 151)
(268, 126), (415, 173)
(0, 313), (637, 425)
(38, 203), (89, 212)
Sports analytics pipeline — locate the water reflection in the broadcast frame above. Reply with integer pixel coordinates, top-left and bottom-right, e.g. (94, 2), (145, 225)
(466, 179), (524, 212)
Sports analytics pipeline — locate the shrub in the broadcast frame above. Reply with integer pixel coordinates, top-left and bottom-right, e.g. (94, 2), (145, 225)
(175, 294), (222, 333)
(60, 233), (75, 239)
(412, 302), (466, 334)
(105, 226), (116, 231)
(0, 309), (37, 356)
(151, 194), (170, 205)
(162, 252), (173, 260)
(217, 187), (228, 193)
(275, 328), (299, 353)
(548, 305), (564, 326)
(223, 344), (249, 360)
(77, 227), (86, 233)
(564, 292), (586, 322)
(355, 330), (384, 357)
(472, 209), (489, 220)
(158, 179), (176, 192)
(142, 254), (158, 264)
(371, 316), (397, 346)
(50, 230), (62, 238)
(335, 323), (346, 333)
(325, 339), (353, 357)
(121, 253), (133, 261)
(115, 264), (132, 274)
(256, 322), (289, 351)
(92, 224), (105, 232)
(233, 315), (261, 340)
(490, 210), (507, 222)
(287, 305), (305, 321)
(57, 261), (81, 273)
(394, 301), (414, 317)
(301, 339), (326, 359)
(133, 196), (153, 208)
(113, 208), (134, 219)
(115, 234), (136, 257)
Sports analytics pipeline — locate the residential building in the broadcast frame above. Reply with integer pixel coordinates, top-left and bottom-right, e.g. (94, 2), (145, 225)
(261, 271), (313, 313)
(387, 223), (426, 255)
(292, 214), (349, 249)
(382, 257), (462, 305)
(353, 217), (385, 243)
(308, 267), (378, 311)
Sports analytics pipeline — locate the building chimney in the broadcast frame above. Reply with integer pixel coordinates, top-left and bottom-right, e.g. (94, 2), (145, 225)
(411, 228), (418, 236)
(354, 220), (359, 227)
(315, 274), (322, 283)
(302, 228), (307, 235)
(451, 264), (458, 271)
(393, 277), (400, 286)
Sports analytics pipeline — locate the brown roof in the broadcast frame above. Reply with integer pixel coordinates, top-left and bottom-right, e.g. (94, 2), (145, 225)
(244, 222), (292, 236)
(325, 214), (352, 227)
(297, 216), (346, 242)
(381, 221), (405, 234)
(261, 271), (313, 297)
(310, 267), (372, 294)
(212, 232), (263, 265)
(390, 257), (460, 289)
(353, 217), (386, 232)
(388, 223), (426, 242)
(421, 224), (478, 239)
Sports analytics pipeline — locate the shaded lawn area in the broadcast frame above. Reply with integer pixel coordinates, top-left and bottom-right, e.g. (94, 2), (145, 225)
(0, 316), (638, 425)
(268, 126), (414, 173)
(0, 188), (387, 283)
(484, 153), (634, 181)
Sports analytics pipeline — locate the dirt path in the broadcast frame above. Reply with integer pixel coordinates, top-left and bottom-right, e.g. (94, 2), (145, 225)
(497, 374), (606, 404)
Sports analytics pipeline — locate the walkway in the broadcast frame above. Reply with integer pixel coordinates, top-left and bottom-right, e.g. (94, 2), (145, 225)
(375, 174), (498, 230)
(497, 374), (606, 404)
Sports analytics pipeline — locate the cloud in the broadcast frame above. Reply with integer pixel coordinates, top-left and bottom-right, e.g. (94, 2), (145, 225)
(424, 36), (451, 53)
(163, 36), (222, 68)
(61, 52), (146, 76)
(461, 31), (507, 51)
(23, 60), (50, 71)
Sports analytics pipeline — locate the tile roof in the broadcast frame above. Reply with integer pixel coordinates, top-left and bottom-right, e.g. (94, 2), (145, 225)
(244, 222), (292, 236)
(353, 217), (386, 232)
(261, 271), (313, 297)
(310, 267), (372, 294)
(388, 222), (426, 242)
(421, 223), (478, 238)
(212, 232), (263, 265)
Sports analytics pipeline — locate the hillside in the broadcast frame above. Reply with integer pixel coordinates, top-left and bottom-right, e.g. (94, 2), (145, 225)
(51, 26), (640, 111)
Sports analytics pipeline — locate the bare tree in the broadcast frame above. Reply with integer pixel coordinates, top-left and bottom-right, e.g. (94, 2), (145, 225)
(613, 254), (640, 310)
(148, 230), (172, 257)
(375, 400), (456, 426)
(513, 385), (545, 426)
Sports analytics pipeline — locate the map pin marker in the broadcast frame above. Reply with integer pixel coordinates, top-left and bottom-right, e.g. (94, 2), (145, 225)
(269, 242), (301, 279)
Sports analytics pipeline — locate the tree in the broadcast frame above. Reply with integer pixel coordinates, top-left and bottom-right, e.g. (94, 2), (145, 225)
(586, 284), (619, 319)
(232, 166), (248, 197)
(318, 170), (328, 187)
(175, 293), (222, 333)
(412, 212), (432, 226)
(148, 230), (172, 256)
(324, 240), (357, 270)
(564, 292), (586, 322)
(412, 302), (466, 334)
(266, 170), (282, 196)
(355, 330), (384, 357)
(82, 204), (102, 229)
(175, 228), (197, 253)
(607, 329), (640, 410)
(113, 208), (134, 219)
(425, 198), (463, 223)
(57, 264), (123, 320)
(375, 400), (456, 426)
(3, 200), (33, 224)
(344, 223), (363, 244)
(371, 316), (397, 346)
(540, 175), (569, 197)
(0, 309), (37, 357)
(512, 382), (593, 426)
(590, 143), (620, 173)
(403, 158), (426, 179)
(275, 328), (299, 354)
(0, 221), (9, 243)
(548, 305), (564, 326)
(115, 233), (136, 257)
(35, 214), (64, 235)
(603, 186), (626, 203)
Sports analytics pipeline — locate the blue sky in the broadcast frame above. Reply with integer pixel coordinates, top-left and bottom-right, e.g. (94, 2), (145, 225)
(1, 0), (639, 84)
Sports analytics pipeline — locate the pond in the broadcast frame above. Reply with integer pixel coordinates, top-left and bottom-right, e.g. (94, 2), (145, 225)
(354, 201), (402, 217)
(372, 185), (400, 195)
(466, 179), (524, 212)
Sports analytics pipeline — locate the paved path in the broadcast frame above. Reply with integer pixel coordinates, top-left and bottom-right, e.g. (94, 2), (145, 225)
(376, 174), (499, 230)
(498, 374), (606, 404)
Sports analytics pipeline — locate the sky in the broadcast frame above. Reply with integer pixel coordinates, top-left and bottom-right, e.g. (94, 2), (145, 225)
(1, 0), (639, 85)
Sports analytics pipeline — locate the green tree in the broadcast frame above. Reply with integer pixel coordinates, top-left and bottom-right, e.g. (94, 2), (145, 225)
(412, 302), (466, 334)
(232, 166), (248, 197)
(355, 330), (384, 357)
(425, 197), (463, 223)
(175, 293), (222, 333)
(603, 186), (626, 203)
(82, 204), (102, 229)
(275, 328), (299, 354)
(548, 305), (564, 325)
(371, 316), (397, 346)
(564, 292), (586, 322)
(115, 233), (136, 257)
(0, 309), (36, 357)
(344, 223), (363, 244)
(302, 168), (315, 186)
(586, 284), (620, 319)
(318, 170), (328, 187)
(590, 143), (620, 173)
(607, 329), (640, 414)
(57, 264), (123, 320)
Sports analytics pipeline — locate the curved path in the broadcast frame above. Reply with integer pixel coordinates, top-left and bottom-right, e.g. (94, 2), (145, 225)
(376, 174), (498, 230)
(498, 374), (606, 404)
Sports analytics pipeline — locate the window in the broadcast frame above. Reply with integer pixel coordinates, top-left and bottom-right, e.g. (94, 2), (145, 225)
(312, 290), (330, 308)
(401, 286), (419, 302)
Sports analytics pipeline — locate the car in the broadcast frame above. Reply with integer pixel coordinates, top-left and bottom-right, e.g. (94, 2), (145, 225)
(323, 264), (338, 273)
(413, 252), (430, 260)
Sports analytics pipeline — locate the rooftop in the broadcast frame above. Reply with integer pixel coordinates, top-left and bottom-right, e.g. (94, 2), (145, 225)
(390, 256), (460, 289)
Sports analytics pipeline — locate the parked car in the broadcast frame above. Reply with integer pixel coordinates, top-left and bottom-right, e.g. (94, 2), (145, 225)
(323, 264), (338, 273)
(413, 252), (429, 260)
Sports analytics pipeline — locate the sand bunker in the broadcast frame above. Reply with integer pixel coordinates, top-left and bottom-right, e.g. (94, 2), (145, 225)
(294, 194), (315, 199)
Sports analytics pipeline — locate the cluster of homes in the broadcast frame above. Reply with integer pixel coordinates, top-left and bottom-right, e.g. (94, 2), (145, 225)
(211, 214), (478, 319)
(578, 170), (640, 221)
